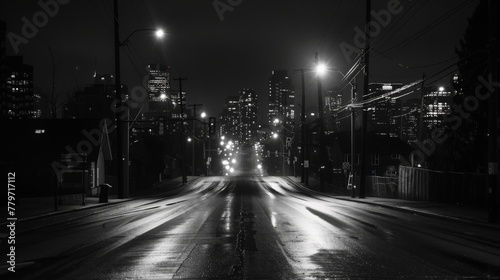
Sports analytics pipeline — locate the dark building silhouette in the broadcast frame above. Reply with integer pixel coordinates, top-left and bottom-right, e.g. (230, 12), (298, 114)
(1, 21), (37, 119)
(239, 88), (258, 144)
(401, 98), (421, 144)
(219, 95), (240, 140)
(367, 83), (403, 138)
(147, 64), (170, 115)
(268, 70), (294, 132)
(63, 74), (121, 120)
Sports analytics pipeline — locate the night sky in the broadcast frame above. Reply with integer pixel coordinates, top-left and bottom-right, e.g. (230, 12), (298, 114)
(1, 0), (479, 120)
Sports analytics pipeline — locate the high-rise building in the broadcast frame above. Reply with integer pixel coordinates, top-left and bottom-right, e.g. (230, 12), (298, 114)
(401, 98), (421, 144)
(219, 96), (240, 140)
(422, 85), (452, 132)
(268, 70), (294, 132)
(1, 56), (35, 119)
(367, 83), (403, 138)
(147, 64), (170, 115)
(1, 22), (39, 119)
(325, 89), (343, 133)
(63, 73), (123, 119)
(239, 88), (258, 144)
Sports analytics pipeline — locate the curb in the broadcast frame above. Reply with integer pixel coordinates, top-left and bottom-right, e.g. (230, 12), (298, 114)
(2, 177), (200, 224)
(283, 177), (500, 229)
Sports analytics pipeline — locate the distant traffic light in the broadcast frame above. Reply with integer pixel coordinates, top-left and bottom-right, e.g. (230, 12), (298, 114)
(209, 117), (216, 135)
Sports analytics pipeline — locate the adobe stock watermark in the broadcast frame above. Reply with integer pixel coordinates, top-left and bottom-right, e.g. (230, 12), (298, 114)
(340, 0), (405, 63)
(213, 0), (243, 22)
(50, 67), (152, 177)
(7, 0), (71, 54)
(409, 74), (500, 166)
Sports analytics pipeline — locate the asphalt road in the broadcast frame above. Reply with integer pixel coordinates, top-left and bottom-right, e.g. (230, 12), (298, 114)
(2, 175), (500, 279)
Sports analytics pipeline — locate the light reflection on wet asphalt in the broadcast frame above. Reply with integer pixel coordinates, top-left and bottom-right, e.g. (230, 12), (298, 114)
(4, 176), (500, 279)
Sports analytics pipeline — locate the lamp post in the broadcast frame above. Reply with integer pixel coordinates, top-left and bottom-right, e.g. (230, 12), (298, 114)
(312, 59), (356, 195)
(113, 0), (164, 198)
(315, 52), (327, 192)
(188, 104), (203, 176)
(273, 133), (285, 176)
(200, 112), (209, 176)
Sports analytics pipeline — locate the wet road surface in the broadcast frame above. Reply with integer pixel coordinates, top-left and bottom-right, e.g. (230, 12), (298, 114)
(2, 176), (500, 279)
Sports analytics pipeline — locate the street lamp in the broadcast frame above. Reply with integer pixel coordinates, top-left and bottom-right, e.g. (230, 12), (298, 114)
(120, 28), (165, 46)
(314, 52), (327, 192)
(273, 133), (285, 176)
(315, 65), (357, 197)
(114, 0), (164, 198)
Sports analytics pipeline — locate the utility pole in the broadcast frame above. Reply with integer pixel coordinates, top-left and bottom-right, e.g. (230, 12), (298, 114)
(350, 78), (356, 198)
(487, 0), (499, 223)
(359, 0), (371, 199)
(293, 69), (308, 184)
(175, 77), (188, 184)
(418, 73), (426, 145)
(188, 103), (203, 176)
(316, 52), (326, 192)
(114, 0), (129, 199)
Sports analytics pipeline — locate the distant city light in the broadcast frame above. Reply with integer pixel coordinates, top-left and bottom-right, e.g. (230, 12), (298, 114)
(159, 93), (167, 100)
(439, 86), (445, 92)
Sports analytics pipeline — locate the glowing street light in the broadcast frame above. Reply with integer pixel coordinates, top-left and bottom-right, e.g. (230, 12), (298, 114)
(200, 112), (207, 118)
(114, 21), (167, 197)
(155, 28), (165, 38)
(315, 62), (328, 76)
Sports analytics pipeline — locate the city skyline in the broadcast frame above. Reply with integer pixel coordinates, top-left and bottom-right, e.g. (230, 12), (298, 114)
(0, 0), (479, 119)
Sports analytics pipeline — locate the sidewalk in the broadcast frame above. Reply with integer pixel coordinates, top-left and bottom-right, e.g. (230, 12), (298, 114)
(286, 176), (500, 227)
(4, 176), (200, 222)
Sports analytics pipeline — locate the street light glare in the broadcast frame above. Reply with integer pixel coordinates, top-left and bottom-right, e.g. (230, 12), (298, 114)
(201, 112), (207, 118)
(155, 29), (165, 38)
(316, 63), (328, 76)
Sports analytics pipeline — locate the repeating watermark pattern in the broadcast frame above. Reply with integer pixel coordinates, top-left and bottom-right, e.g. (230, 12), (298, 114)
(409, 74), (500, 166)
(340, 0), (405, 63)
(213, 0), (243, 22)
(7, 0), (71, 54)
(6, 172), (17, 273)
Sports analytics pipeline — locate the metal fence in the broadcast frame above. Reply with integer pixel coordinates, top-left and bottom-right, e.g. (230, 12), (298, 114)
(398, 166), (488, 206)
(366, 176), (399, 198)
